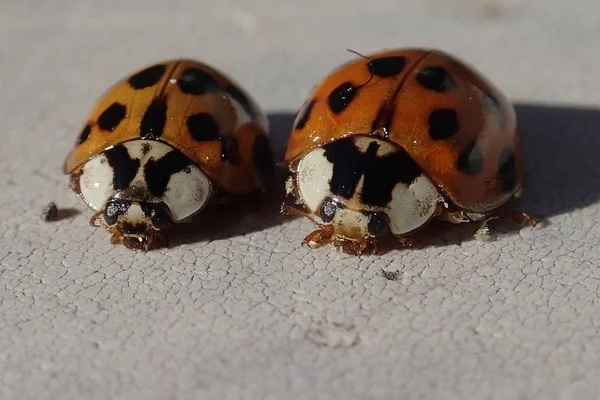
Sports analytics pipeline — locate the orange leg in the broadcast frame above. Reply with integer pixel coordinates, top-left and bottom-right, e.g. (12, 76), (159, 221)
(492, 209), (540, 227)
(303, 225), (335, 248)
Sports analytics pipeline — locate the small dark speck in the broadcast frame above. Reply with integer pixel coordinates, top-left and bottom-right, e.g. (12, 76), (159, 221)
(41, 202), (58, 222)
(184, 166), (191, 174)
(381, 269), (402, 281)
(41, 204), (81, 222)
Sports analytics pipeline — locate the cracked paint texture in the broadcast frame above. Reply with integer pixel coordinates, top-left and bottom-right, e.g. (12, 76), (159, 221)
(2, 1), (600, 399)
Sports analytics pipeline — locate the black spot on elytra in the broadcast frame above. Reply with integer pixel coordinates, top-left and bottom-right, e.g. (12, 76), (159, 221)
(497, 148), (517, 191)
(144, 150), (192, 196)
(178, 67), (219, 95)
(220, 136), (240, 163)
(416, 66), (457, 92)
(252, 134), (275, 180)
(186, 113), (243, 163)
(104, 145), (140, 190)
(226, 83), (257, 119)
(323, 138), (422, 206)
(483, 93), (506, 128)
(77, 123), (92, 144)
(328, 81), (357, 114)
(187, 113), (220, 141)
(97, 102), (127, 132)
(457, 141), (483, 176)
(294, 99), (315, 130)
(368, 56), (406, 78)
(127, 64), (166, 90)
(428, 109), (459, 140)
(140, 96), (168, 139)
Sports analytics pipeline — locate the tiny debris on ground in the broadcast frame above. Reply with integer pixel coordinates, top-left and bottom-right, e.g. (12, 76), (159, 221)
(41, 202), (58, 222)
(381, 269), (402, 281)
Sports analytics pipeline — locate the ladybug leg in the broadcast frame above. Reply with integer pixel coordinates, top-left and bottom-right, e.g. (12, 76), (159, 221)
(110, 230), (122, 245)
(397, 236), (414, 249)
(473, 217), (497, 241)
(89, 211), (104, 227)
(492, 209), (540, 227)
(303, 225), (335, 248)
(336, 235), (378, 256)
(436, 209), (471, 224)
(281, 203), (328, 229)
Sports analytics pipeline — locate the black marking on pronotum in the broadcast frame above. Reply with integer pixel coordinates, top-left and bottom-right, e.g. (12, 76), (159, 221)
(323, 138), (421, 206)
(178, 67), (219, 95)
(416, 66), (457, 92)
(141, 143), (152, 156)
(104, 145), (140, 191)
(457, 141), (484, 176)
(144, 150), (192, 196)
(77, 123), (92, 144)
(97, 102), (127, 132)
(140, 96), (168, 139)
(252, 134), (275, 180)
(294, 99), (315, 130)
(226, 83), (257, 119)
(328, 81), (357, 114)
(497, 147), (517, 191)
(428, 108), (459, 140)
(128, 64), (167, 90)
(368, 56), (406, 78)
(187, 113), (220, 141)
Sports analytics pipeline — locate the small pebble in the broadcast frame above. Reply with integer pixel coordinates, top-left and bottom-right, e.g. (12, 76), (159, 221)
(381, 269), (402, 281)
(41, 202), (58, 222)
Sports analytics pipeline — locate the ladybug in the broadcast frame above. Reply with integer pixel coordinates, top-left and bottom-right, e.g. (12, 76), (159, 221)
(282, 48), (537, 255)
(64, 59), (274, 250)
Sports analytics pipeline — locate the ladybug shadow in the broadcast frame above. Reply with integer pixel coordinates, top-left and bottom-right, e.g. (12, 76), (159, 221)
(409, 102), (600, 251)
(167, 112), (298, 246)
(513, 102), (600, 219)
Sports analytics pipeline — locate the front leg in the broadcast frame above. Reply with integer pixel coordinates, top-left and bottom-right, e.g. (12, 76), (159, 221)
(303, 225), (335, 248)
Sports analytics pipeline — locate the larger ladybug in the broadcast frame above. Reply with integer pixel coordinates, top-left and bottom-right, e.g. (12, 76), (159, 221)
(282, 48), (536, 255)
(64, 59), (274, 250)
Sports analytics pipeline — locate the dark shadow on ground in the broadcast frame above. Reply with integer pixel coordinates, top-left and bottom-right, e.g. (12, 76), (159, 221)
(166, 111), (297, 247)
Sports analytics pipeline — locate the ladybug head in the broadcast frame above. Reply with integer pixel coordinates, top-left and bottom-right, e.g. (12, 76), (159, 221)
(100, 200), (172, 250)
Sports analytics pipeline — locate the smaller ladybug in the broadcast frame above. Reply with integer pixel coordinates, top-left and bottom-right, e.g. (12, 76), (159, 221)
(64, 59), (274, 250)
(282, 48), (537, 255)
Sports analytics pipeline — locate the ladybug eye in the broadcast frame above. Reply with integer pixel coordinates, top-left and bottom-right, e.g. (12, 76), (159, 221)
(150, 206), (171, 230)
(104, 201), (129, 225)
(140, 203), (172, 230)
(319, 199), (338, 223)
(367, 212), (390, 237)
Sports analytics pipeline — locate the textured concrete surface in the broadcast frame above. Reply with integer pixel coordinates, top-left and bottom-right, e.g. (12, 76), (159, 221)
(2, 1), (600, 399)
